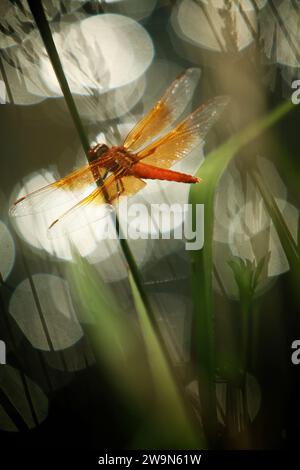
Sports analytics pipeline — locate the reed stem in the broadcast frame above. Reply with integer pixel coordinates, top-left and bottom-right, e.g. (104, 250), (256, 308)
(27, 0), (183, 395)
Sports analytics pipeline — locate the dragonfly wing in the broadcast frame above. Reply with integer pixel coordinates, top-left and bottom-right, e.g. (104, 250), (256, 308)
(123, 68), (201, 152)
(48, 174), (146, 237)
(135, 95), (229, 169)
(10, 164), (108, 217)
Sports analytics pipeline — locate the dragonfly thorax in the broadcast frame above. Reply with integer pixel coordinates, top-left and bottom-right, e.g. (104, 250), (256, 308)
(108, 146), (135, 171)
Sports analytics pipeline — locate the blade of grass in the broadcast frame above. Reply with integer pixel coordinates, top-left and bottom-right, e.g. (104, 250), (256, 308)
(67, 251), (150, 407)
(189, 99), (295, 445)
(68, 251), (204, 447)
(67, 251), (196, 446)
(128, 271), (203, 449)
(249, 166), (299, 270)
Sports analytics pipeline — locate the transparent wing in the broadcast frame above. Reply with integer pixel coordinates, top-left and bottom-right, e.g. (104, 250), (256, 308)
(9, 163), (108, 217)
(135, 96), (230, 169)
(123, 68), (201, 152)
(47, 174), (146, 236)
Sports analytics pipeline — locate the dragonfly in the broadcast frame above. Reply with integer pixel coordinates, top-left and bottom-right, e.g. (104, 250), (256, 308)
(10, 68), (229, 233)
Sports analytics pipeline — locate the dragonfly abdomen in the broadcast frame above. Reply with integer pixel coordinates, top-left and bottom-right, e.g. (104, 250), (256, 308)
(130, 162), (200, 184)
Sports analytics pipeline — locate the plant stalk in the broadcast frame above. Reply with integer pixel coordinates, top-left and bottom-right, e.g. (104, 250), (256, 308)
(27, 0), (189, 409)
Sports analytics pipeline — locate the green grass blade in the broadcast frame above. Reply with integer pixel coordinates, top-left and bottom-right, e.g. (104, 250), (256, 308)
(250, 167), (299, 270)
(68, 252), (204, 448)
(189, 100), (295, 445)
(128, 272), (203, 449)
(67, 253), (148, 404)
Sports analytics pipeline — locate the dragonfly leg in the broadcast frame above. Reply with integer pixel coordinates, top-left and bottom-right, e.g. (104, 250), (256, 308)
(117, 178), (125, 198)
(101, 168), (109, 182)
(109, 177), (125, 204)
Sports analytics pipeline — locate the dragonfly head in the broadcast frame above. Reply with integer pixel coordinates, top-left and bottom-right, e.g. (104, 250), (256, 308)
(88, 143), (109, 162)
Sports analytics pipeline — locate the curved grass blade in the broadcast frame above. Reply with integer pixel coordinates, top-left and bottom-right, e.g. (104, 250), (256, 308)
(128, 271), (203, 449)
(189, 99), (295, 445)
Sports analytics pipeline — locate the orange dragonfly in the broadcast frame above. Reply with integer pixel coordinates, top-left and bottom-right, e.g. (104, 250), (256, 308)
(10, 68), (229, 232)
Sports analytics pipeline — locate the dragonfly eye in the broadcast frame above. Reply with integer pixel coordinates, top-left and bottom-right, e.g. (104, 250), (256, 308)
(88, 143), (109, 162)
(95, 144), (109, 158)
